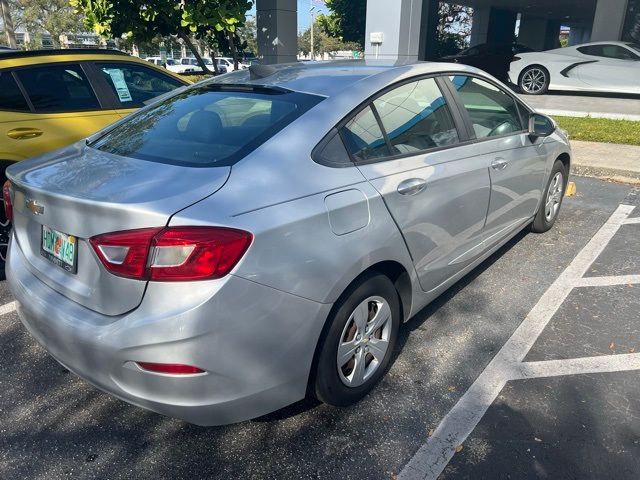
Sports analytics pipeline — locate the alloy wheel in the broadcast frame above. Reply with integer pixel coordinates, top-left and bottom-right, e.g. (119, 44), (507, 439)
(521, 68), (547, 94)
(337, 296), (392, 387)
(545, 172), (564, 222)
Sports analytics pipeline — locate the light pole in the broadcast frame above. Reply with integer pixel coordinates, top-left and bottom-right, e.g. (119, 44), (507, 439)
(310, 3), (316, 60)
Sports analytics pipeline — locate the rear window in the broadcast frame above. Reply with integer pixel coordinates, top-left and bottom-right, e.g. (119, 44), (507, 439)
(90, 86), (323, 167)
(0, 72), (29, 111)
(15, 64), (100, 112)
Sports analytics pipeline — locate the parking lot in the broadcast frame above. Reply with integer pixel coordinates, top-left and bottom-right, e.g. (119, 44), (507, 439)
(1, 176), (639, 480)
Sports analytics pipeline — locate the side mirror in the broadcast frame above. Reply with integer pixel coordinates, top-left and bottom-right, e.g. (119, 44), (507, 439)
(529, 113), (556, 140)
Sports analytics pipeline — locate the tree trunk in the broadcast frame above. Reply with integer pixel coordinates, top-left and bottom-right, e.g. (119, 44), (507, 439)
(0, 0), (17, 49)
(227, 31), (239, 70)
(177, 31), (213, 75)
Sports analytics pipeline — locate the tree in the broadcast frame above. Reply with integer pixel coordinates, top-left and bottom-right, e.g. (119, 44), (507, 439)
(18, 0), (83, 47)
(298, 18), (361, 59)
(238, 17), (257, 56)
(71, 0), (252, 73)
(0, 0), (17, 48)
(435, 3), (473, 57)
(323, 0), (366, 49)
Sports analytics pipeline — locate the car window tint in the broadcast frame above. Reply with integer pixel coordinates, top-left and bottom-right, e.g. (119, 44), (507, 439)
(449, 76), (525, 139)
(341, 106), (389, 161)
(90, 86), (323, 167)
(96, 62), (183, 107)
(0, 72), (29, 111)
(16, 64), (99, 112)
(373, 78), (459, 155)
(578, 44), (639, 60)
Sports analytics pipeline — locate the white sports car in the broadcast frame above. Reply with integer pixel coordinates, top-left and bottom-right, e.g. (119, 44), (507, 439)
(509, 41), (640, 95)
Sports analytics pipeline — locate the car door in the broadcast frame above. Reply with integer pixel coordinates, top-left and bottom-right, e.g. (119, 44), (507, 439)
(446, 75), (548, 246)
(88, 61), (187, 118)
(575, 44), (640, 93)
(344, 76), (491, 293)
(0, 63), (121, 162)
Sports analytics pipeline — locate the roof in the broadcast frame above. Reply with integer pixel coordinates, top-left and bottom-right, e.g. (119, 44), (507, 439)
(0, 48), (129, 60)
(570, 41), (637, 48)
(208, 60), (417, 97)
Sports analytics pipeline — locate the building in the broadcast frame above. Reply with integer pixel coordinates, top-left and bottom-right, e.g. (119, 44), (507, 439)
(255, 0), (640, 64)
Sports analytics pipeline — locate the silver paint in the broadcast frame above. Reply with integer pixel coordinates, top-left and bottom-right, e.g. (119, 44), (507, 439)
(6, 61), (572, 425)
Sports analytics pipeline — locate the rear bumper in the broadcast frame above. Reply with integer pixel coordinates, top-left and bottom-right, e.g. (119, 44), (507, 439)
(7, 236), (330, 426)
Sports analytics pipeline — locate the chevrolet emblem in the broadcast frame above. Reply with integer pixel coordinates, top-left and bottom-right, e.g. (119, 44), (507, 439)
(26, 198), (44, 215)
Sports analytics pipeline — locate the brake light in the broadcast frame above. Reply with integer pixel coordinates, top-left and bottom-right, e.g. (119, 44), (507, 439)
(136, 362), (205, 375)
(3, 180), (12, 222)
(513, 56), (522, 62)
(90, 226), (252, 281)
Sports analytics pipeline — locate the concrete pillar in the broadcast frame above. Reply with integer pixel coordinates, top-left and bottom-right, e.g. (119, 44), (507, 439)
(568, 26), (592, 45)
(256, 0), (298, 65)
(544, 20), (562, 50)
(365, 0), (424, 61)
(487, 8), (517, 45)
(591, 0), (628, 41)
(470, 6), (491, 46)
(419, 0), (440, 60)
(519, 16), (562, 50)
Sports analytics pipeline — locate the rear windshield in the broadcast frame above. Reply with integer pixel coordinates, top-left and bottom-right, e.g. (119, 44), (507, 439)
(90, 85), (323, 167)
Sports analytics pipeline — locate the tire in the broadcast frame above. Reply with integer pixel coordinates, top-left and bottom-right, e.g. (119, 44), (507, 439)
(519, 65), (550, 95)
(0, 172), (9, 280)
(531, 160), (567, 233)
(313, 273), (400, 406)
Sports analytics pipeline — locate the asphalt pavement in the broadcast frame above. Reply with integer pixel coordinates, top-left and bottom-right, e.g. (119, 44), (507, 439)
(0, 176), (638, 480)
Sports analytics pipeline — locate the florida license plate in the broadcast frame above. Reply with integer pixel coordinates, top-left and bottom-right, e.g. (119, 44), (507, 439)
(41, 225), (77, 273)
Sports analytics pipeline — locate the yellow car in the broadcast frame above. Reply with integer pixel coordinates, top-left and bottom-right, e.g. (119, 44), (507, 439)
(0, 48), (189, 271)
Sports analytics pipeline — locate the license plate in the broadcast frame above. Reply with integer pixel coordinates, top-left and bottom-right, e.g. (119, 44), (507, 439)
(41, 225), (77, 273)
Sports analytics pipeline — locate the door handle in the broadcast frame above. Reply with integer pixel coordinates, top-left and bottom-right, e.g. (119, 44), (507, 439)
(397, 178), (427, 196)
(7, 128), (43, 140)
(491, 158), (508, 171)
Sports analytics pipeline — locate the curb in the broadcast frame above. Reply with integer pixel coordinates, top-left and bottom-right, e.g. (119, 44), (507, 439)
(539, 109), (640, 122)
(572, 165), (640, 186)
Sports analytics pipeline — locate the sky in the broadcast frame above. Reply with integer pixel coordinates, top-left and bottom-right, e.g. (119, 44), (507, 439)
(248, 0), (331, 33)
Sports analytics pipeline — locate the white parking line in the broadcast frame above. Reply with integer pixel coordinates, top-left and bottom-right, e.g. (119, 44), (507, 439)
(516, 353), (640, 379)
(399, 203), (636, 480)
(623, 217), (640, 225)
(575, 275), (640, 287)
(0, 301), (16, 316)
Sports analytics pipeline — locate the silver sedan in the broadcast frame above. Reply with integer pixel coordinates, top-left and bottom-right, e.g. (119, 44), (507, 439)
(5, 61), (571, 425)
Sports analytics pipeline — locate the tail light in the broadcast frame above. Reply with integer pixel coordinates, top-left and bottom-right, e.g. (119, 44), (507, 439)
(3, 180), (12, 222)
(512, 56), (522, 62)
(90, 226), (252, 281)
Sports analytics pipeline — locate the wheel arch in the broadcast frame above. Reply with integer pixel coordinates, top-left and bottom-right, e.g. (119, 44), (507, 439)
(306, 260), (412, 395)
(557, 152), (571, 172)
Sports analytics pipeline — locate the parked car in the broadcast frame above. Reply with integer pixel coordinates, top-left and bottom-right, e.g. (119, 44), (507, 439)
(203, 58), (227, 74)
(217, 57), (249, 71)
(439, 43), (535, 82)
(5, 61), (571, 426)
(510, 41), (640, 95)
(145, 56), (185, 74)
(0, 48), (189, 271)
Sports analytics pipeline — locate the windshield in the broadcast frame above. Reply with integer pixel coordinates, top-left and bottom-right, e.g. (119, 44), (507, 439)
(166, 59), (176, 65)
(90, 86), (323, 167)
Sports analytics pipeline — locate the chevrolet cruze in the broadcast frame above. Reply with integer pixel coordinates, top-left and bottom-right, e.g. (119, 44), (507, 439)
(5, 61), (571, 425)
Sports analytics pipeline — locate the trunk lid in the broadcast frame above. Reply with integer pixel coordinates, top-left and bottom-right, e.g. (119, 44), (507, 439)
(7, 143), (230, 316)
